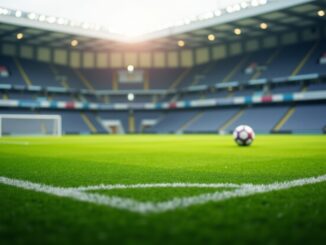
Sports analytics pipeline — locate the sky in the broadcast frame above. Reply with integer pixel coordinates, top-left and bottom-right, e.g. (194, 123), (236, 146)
(0, 0), (246, 36)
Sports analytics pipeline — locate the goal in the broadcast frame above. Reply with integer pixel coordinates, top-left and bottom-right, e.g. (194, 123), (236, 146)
(0, 114), (62, 137)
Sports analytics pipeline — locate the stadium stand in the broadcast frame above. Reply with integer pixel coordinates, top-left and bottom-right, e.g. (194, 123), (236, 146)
(176, 64), (208, 89)
(148, 110), (200, 134)
(260, 42), (313, 79)
(298, 42), (326, 76)
(307, 82), (326, 91)
(281, 104), (326, 134)
(7, 91), (35, 100)
(205, 90), (231, 99)
(271, 84), (302, 93)
(50, 111), (90, 134)
(53, 65), (87, 89)
(149, 68), (185, 89)
(224, 106), (290, 134)
(184, 108), (241, 133)
(1, 39), (326, 135)
(201, 55), (249, 86)
(50, 93), (74, 102)
(82, 112), (107, 134)
(98, 111), (129, 133)
(81, 69), (112, 90)
(0, 56), (25, 85)
(20, 59), (61, 87)
(134, 111), (162, 133)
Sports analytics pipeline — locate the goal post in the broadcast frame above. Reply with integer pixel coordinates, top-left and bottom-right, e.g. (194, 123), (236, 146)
(0, 114), (62, 137)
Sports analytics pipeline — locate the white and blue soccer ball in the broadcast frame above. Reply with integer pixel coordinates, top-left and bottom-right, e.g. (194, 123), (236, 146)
(233, 125), (255, 146)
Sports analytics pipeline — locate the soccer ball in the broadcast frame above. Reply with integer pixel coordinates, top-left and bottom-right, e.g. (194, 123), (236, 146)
(233, 125), (255, 146)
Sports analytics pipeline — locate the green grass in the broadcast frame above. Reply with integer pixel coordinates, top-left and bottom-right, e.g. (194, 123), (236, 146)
(91, 187), (234, 202)
(0, 135), (326, 245)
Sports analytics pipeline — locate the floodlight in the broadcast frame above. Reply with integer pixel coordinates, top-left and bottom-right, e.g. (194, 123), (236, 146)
(127, 93), (135, 101)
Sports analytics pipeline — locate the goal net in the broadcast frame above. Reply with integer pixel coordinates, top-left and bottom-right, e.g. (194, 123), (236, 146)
(0, 114), (62, 137)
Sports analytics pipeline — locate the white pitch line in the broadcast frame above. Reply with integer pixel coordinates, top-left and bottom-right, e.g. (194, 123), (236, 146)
(0, 176), (147, 213)
(72, 182), (243, 191)
(0, 175), (326, 214)
(149, 174), (326, 213)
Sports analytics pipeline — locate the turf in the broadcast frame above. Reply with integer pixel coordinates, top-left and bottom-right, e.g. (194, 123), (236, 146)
(0, 135), (325, 245)
(91, 187), (234, 202)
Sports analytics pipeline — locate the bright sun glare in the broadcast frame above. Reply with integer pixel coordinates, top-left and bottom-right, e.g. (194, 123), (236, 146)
(0, 0), (255, 37)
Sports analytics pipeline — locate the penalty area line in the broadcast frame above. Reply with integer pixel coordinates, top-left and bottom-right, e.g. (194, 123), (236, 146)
(0, 175), (325, 214)
(0, 176), (149, 213)
(71, 182), (243, 191)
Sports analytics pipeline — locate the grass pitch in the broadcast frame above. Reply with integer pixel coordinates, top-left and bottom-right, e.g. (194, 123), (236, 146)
(0, 135), (326, 244)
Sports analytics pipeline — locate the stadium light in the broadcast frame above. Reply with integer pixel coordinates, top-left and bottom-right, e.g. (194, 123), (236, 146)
(82, 23), (90, 29)
(0, 8), (10, 15)
(16, 33), (24, 40)
(127, 65), (134, 73)
(251, 0), (259, 7)
(57, 18), (66, 25)
(226, 6), (234, 13)
(241, 2), (249, 9)
(234, 4), (241, 11)
(47, 16), (56, 23)
(15, 11), (22, 18)
(27, 13), (37, 20)
(198, 12), (214, 21)
(234, 28), (242, 35)
(214, 10), (222, 16)
(39, 15), (46, 21)
(260, 22), (268, 30)
(178, 40), (185, 47)
(317, 10), (325, 17)
(208, 34), (215, 41)
(71, 39), (78, 47)
(127, 93), (135, 102)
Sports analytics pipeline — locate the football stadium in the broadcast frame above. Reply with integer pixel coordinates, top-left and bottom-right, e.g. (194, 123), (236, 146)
(0, 0), (326, 244)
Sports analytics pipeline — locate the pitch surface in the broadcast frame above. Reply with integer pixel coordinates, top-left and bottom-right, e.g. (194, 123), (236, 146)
(0, 135), (325, 244)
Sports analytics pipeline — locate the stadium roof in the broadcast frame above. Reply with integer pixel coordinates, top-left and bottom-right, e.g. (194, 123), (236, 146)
(0, 0), (226, 37)
(0, 0), (325, 51)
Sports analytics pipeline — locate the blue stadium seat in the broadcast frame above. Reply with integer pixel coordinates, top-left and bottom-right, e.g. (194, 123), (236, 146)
(281, 104), (326, 133)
